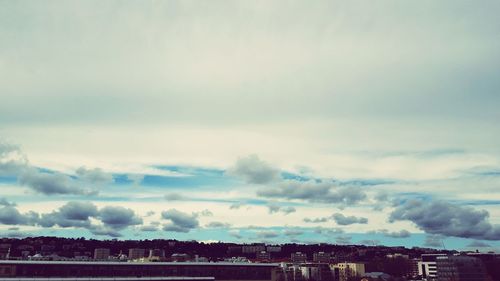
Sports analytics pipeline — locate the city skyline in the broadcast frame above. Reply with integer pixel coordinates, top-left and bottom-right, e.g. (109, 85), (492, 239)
(1, 1), (500, 251)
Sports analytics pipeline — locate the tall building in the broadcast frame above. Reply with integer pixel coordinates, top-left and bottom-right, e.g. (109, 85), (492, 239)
(436, 256), (487, 281)
(418, 254), (447, 281)
(129, 248), (146, 260)
(291, 252), (307, 264)
(94, 248), (111, 260)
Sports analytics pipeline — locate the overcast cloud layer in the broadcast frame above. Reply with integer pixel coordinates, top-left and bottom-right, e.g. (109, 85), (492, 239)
(0, 1), (500, 250)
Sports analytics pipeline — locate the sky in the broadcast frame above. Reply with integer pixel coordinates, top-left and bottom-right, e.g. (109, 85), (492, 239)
(1, 0), (500, 251)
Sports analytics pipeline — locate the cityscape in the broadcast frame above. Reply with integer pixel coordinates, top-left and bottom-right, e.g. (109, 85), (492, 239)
(1, 1), (500, 281)
(0, 236), (497, 281)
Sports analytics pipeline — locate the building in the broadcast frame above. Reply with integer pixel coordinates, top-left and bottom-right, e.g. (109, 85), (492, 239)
(313, 252), (331, 264)
(298, 264), (333, 281)
(256, 251), (271, 262)
(0, 260), (279, 281)
(291, 252), (307, 264)
(0, 245), (10, 260)
(409, 258), (421, 278)
(171, 253), (190, 262)
(436, 255), (487, 281)
(418, 254), (447, 281)
(243, 245), (266, 254)
(386, 253), (409, 259)
(266, 246), (282, 253)
(129, 248), (146, 260)
(148, 249), (165, 261)
(94, 248), (111, 260)
(331, 263), (365, 281)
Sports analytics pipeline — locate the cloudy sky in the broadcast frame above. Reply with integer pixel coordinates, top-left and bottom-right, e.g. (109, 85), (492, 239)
(1, 1), (500, 251)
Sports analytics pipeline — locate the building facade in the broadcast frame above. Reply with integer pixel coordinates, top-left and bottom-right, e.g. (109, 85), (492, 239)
(291, 253), (307, 264)
(436, 256), (487, 281)
(94, 248), (111, 260)
(0, 261), (279, 281)
(418, 254), (447, 281)
(331, 263), (365, 281)
(129, 248), (146, 260)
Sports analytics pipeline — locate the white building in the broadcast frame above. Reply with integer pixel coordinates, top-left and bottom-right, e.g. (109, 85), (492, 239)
(418, 254), (447, 281)
(331, 263), (365, 281)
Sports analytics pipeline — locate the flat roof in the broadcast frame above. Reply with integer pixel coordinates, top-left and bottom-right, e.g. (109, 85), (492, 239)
(0, 276), (215, 281)
(0, 261), (279, 267)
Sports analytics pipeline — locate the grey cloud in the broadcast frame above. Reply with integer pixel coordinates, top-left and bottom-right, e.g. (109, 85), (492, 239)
(314, 227), (344, 235)
(89, 225), (123, 237)
(5, 230), (33, 238)
(0, 142), (27, 177)
(75, 167), (113, 185)
(424, 235), (444, 248)
(331, 213), (368, 225)
(267, 204), (296, 215)
(139, 225), (159, 232)
(161, 209), (199, 233)
(205, 221), (231, 228)
(164, 193), (185, 201)
(281, 206), (296, 215)
(199, 209), (213, 217)
(384, 229), (411, 238)
(375, 191), (389, 202)
(59, 201), (99, 220)
(389, 199), (500, 240)
(98, 206), (142, 230)
(229, 231), (243, 239)
(359, 239), (380, 246)
(39, 201), (98, 228)
(229, 202), (245, 209)
(467, 241), (491, 248)
(0, 199), (142, 237)
(1, 141), (107, 196)
(162, 224), (190, 233)
(373, 191), (390, 211)
(127, 174), (144, 185)
(283, 229), (304, 236)
(304, 217), (329, 223)
(258, 180), (367, 205)
(0, 198), (16, 207)
(268, 205), (280, 214)
(19, 168), (97, 196)
(256, 230), (279, 239)
(368, 229), (411, 238)
(335, 236), (352, 245)
(0, 206), (38, 225)
(228, 155), (280, 184)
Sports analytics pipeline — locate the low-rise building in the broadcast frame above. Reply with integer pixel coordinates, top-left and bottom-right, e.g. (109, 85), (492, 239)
(331, 262), (365, 281)
(313, 252), (331, 264)
(256, 251), (271, 262)
(129, 248), (146, 261)
(291, 252), (307, 264)
(94, 248), (111, 260)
